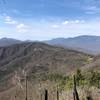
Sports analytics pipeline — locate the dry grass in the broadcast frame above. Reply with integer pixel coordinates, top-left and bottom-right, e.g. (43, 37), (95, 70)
(0, 81), (100, 100)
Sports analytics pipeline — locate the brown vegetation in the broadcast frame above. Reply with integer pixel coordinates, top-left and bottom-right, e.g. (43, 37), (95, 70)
(0, 42), (99, 100)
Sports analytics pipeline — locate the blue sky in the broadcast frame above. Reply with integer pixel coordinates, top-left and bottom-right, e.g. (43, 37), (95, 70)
(0, 0), (100, 40)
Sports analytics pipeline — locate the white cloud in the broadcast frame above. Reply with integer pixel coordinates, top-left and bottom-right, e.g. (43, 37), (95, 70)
(51, 24), (60, 28)
(5, 20), (17, 25)
(4, 16), (17, 25)
(16, 23), (29, 33)
(62, 20), (69, 25)
(72, 20), (80, 23)
(51, 20), (85, 30)
(84, 5), (100, 14)
(62, 20), (85, 25)
(71, 20), (85, 24)
(16, 23), (26, 29)
(3, 15), (30, 33)
(17, 28), (28, 33)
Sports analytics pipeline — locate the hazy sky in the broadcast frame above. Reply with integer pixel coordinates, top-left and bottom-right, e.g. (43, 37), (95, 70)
(0, 0), (100, 40)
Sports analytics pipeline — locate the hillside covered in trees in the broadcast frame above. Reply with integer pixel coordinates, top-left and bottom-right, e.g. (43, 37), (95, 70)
(0, 42), (99, 100)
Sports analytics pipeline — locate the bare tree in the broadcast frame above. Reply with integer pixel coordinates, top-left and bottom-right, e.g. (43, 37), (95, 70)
(73, 75), (80, 100)
(45, 89), (48, 100)
(57, 85), (59, 100)
(25, 75), (28, 100)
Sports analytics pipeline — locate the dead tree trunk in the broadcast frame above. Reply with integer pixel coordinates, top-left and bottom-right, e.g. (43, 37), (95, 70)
(57, 85), (59, 100)
(86, 92), (93, 100)
(45, 89), (48, 100)
(86, 96), (93, 100)
(25, 76), (28, 100)
(73, 75), (80, 100)
(57, 90), (59, 100)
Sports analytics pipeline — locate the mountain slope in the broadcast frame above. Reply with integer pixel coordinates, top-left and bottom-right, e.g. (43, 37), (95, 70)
(45, 35), (100, 54)
(0, 42), (100, 100)
(0, 42), (93, 92)
(82, 54), (100, 71)
(0, 38), (21, 47)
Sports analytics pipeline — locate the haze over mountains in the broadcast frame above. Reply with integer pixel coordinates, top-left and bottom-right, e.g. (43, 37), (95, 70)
(0, 38), (21, 47)
(45, 35), (100, 54)
(1, 35), (100, 54)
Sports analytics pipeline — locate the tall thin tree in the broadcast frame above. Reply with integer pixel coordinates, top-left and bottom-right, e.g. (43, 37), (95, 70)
(73, 75), (80, 100)
(25, 75), (28, 100)
(57, 85), (59, 100)
(45, 89), (48, 100)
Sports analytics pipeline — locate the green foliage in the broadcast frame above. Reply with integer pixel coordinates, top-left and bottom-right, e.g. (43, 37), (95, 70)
(75, 69), (100, 88)
(30, 69), (100, 91)
(87, 70), (100, 88)
(45, 73), (68, 91)
(65, 76), (73, 90)
(75, 69), (85, 86)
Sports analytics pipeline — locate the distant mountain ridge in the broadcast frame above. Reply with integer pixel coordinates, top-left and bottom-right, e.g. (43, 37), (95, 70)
(45, 35), (100, 54)
(1, 35), (100, 54)
(0, 38), (21, 47)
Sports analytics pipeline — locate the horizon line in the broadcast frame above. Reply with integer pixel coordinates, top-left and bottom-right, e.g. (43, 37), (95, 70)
(0, 34), (100, 41)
